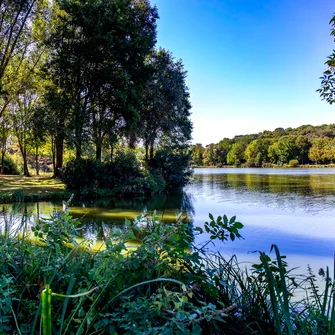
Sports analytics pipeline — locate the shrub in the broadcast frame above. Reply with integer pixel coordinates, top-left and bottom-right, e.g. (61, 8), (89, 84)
(288, 159), (299, 167)
(61, 152), (166, 196)
(100, 151), (143, 190)
(149, 148), (193, 191)
(1, 156), (19, 175)
(60, 158), (98, 190)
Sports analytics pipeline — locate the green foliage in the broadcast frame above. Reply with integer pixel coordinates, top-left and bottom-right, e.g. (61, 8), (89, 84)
(61, 151), (170, 196)
(288, 159), (299, 167)
(139, 49), (192, 161)
(1, 210), (335, 334)
(1, 156), (19, 175)
(149, 147), (193, 191)
(197, 214), (244, 242)
(317, 14), (335, 104)
(191, 124), (335, 168)
(60, 158), (98, 190)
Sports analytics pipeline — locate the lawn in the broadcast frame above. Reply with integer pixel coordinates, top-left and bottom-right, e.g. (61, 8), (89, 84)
(0, 174), (66, 201)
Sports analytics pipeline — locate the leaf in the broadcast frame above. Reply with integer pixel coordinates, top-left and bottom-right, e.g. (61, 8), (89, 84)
(234, 221), (244, 229)
(229, 215), (236, 224)
(209, 213), (214, 221)
(192, 324), (202, 335)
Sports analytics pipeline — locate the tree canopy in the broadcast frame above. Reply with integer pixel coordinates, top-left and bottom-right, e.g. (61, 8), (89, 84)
(0, 0), (193, 191)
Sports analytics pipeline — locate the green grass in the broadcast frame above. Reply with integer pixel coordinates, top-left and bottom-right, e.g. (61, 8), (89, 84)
(0, 174), (67, 202)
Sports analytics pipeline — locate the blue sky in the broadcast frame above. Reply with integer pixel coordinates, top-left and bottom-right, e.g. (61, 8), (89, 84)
(152, 0), (335, 145)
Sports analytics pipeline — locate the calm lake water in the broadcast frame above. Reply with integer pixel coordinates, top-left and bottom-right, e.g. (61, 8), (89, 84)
(2, 168), (335, 271)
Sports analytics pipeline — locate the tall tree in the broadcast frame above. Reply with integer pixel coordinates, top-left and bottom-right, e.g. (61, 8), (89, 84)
(46, 0), (158, 167)
(308, 137), (330, 164)
(245, 138), (272, 167)
(140, 49), (192, 161)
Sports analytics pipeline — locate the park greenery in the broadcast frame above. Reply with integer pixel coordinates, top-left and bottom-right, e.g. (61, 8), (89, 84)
(0, 0), (192, 196)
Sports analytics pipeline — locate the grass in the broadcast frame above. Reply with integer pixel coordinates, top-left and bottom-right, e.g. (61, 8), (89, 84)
(0, 174), (67, 202)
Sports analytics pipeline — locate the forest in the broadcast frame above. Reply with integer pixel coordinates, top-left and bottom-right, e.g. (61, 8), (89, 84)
(191, 123), (335, 167)
(0, 0), (192, 195)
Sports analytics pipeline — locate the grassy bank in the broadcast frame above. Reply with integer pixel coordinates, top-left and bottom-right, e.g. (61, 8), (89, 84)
(0, 210), (334, 334)
(0, 175), (69, 203)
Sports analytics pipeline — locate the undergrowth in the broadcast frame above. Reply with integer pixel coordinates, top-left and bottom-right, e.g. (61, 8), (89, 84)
(0, 209), (334, 334)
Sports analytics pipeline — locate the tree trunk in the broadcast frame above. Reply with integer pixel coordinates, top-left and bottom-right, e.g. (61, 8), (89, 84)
(54, 135), (64, 177)
(51, 135), (56, 176)
(96, 141), (102, 162)
(22, 147), (30, 177)
(149, 144), (154, 161)
(75, 145), (81, 160)
(110, 145), (114, 161)
(35, 145), (39, 176)
(0, 152), (5, 174)
(145, 143), (149, 161)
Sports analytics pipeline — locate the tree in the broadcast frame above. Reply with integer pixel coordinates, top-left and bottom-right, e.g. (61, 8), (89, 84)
(308, 137), (330, 164)
(46, 0), (158, 165)
(203, 144), (215, 166)
(317, 13), (335, 104)
(139, 49), (192, 161)
(227, 141), (247, 166)
(215, 138), (233, 166)
(267, 136), (299, 165)
(245, 138), (272, 167)
(0, 114), (11, 174)
(191, 143), (205, 166)
(8, 57), (44, 176)
(295, 135), (311, 164)
(0, 0), (49, 118)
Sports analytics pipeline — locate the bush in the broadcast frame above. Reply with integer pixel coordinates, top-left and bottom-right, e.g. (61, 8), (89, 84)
(262, 162), (275, 168)
(243, 159), (256, 167)
(61, 148), (193, 196)
(149, 148), (193, 191)
(60, 158), (98, 190)
(61, 152), (167, 196)
(1, 156), (19, 175)
(100, 151), (143, 189)
(288, 159), (299, 167)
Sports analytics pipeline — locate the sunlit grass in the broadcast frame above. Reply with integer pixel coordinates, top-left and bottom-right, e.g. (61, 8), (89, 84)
(0, 174), (65, 196)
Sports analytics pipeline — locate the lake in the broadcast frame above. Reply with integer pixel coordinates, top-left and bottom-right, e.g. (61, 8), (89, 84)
(189, 168), (335, 272)
(1, 168), (335, 272)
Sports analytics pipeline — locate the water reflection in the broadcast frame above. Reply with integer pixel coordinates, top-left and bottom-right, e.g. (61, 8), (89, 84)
(186, 168), (335, 269)
(190, 170), (335, 214)
(0, 192), (195, 242)
(1, 168), (335, 270)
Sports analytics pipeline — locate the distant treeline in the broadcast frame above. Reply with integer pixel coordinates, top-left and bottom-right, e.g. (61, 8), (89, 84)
(191, 124), (335, 167)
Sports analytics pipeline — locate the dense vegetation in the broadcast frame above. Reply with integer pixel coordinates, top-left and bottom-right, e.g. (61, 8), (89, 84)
(191, 124), (335, 167)
(1, 209), (334, 334)
(0, 0), (192, 195)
